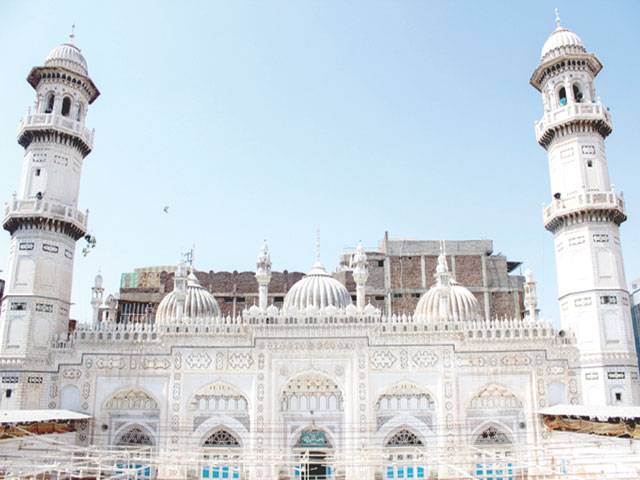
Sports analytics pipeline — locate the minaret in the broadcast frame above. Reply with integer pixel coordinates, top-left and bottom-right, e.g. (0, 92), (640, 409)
(0, 34), (99, 360)
(255, 241), (272, 311)
(90, 272), (104, 324)
(523, 269), (539, 323)
(350, 243), (368, 311)
(531, 12), (638, 405)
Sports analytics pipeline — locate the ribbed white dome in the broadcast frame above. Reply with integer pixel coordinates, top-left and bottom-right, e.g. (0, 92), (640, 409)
(415, 280), (480, 322)
(283, 262), (352, 314)
(156, 272), (220, 324)
(414, 247), (480, 323)
(45, 43), (88, 76)
(541, 27), (586, 62)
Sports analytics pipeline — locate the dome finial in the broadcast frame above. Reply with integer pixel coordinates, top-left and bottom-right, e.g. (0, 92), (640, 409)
(554, 8), (561, 29)
(183, 244), (195, 271)
(69, 23), (76, 43)
(315, 228), (321, 263)
(436, 240), (449, 274)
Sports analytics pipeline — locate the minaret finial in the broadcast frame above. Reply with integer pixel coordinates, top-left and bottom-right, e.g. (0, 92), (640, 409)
(554, 8), (561, 29)
(69, 23), (76, 43)
(315, 228), (321, 263)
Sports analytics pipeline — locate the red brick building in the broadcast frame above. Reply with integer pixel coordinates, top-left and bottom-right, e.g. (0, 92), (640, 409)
(115, 234), (525, 322)
(335, 233), (525, 320)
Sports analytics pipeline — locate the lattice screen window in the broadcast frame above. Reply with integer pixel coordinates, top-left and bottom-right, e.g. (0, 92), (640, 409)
(203, 429), (241, 447)
(386, 429), (423, 447)
(475, 426), (510, 445)
(473, 426), (514, 480)
(116, 426), (153, 446)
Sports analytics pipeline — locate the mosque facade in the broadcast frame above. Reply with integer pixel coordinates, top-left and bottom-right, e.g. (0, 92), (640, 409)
(0, 15), (638, 480)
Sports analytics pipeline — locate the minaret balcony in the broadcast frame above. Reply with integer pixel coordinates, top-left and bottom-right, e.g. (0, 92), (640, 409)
(3, 198), (88, 238)
(543, 190), (626, 231)
(17, 112), (94, 152)
(535, 102), (613, 146)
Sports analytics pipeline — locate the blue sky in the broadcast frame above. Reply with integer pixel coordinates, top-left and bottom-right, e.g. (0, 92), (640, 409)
(0, 1), (639, 323)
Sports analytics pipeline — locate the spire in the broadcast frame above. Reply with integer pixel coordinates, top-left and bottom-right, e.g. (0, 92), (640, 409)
(524, 268), (539, 322)
(436, 240), (449, 274)
(69, 23), (76, 43)
(256, 240), (272, 311)
(351, 242), (369, 311)
(554, 8), (561, 29)
(315, 228), (321, 263)
(434, 240), (453, 286)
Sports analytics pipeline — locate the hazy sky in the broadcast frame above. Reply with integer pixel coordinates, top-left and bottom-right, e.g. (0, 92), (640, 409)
(1, 1), (639, 323)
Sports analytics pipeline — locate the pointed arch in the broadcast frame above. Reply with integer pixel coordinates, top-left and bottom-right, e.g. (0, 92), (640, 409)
(467, 383), (523, 410)
(103, 387), (160, 411)
(114, 423), (155, 447)
(288, 423), (336, 451)
(193, 415), (250, 452)
(61, 96), (72, 117)
(376, 381), (436, 412)
(281, 371), (343, 413)
(471, 421), (514, 446)
(44, 92), (55, 113)
(202, 428), (241, 448)
(189, 381), (248, 412)
(384, 427), (424, 448)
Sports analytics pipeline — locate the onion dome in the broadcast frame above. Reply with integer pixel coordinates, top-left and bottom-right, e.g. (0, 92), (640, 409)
(45, 43), (88, 76)
(414, 243), (480, 322)
(156, 270), (220, 324)
(283, 261), (352, 314)
(540, 11), (586, 62)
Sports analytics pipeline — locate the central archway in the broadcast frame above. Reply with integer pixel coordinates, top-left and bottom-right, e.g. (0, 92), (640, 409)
(294, 428), (334, 480)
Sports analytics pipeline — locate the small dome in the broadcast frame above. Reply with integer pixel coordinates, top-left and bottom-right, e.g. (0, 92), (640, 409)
(156, 272), (220, 324)
(94, 272), (103, 288)
(283, 262), (352, 314)
(415, 280), (480, 322)
(541, 27), (586, 62)
(45, 43), (88, 76)
(414, 246), (480, 322)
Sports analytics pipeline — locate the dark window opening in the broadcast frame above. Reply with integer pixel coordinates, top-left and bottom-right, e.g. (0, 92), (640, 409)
(351, 295), (357, 302)
(45, 94), (55, 114)
(411, 293), (421, 298)
(374, 296), (385, 301)
(615, 392), (622, 402)
(5, 389), (12, 399)
(573, 84), (583, 103)
(236, 297), (245, 303)
(393, 293), (402, 299)
(274, 296), (284, 303)
(377, 260), (384, 267)
(61, 97), (72, 117)
(35, 168), (41, 176)
(587, 160), (593, 168)
(223, 297), (233, 304)
(559, 87), (567, 106)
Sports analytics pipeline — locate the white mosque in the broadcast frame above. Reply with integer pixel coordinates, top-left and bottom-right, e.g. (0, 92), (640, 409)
(0, 12), (638, 480)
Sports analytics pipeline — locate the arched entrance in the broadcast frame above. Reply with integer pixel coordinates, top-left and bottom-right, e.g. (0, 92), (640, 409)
(472, 425), (515, 480)
(383, 428), (427, 479)
(294, 429), (334, 480)
(200, 428), (243, 479)
(114, 425), (156, 480)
